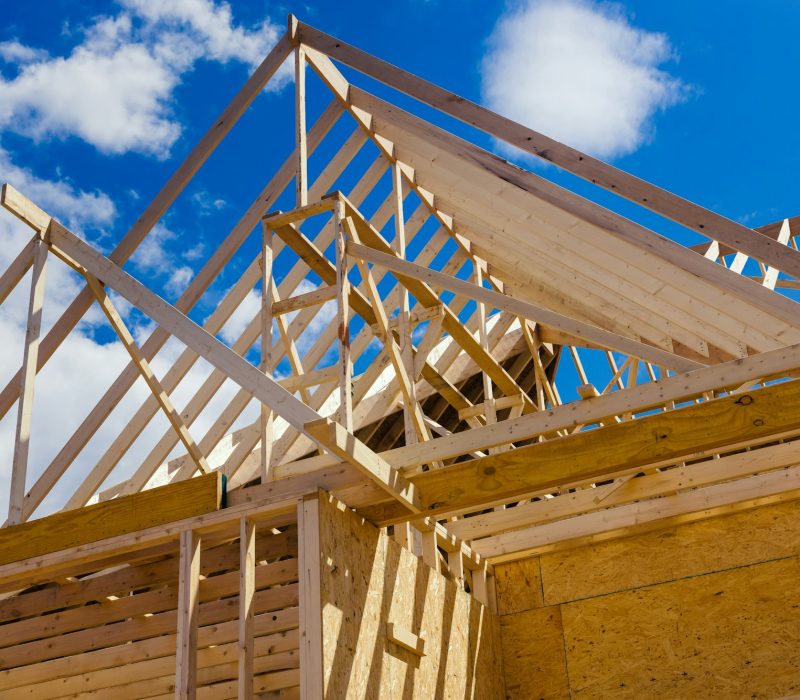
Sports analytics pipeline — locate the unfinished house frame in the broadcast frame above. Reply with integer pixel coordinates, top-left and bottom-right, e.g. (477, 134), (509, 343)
(0, 14), (799, 699)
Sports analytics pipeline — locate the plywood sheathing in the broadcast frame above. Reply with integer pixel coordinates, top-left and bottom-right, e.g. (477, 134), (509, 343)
(316, 492), (504, 698)
(495, 500), (800, 699)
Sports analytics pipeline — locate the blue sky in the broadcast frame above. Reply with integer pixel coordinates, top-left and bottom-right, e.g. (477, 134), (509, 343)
(0, 0), (798, 513)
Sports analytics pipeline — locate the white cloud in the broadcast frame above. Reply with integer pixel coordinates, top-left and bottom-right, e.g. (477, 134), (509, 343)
(129, 222), (178, 273)
(0, 1), (287, 157)
(122, 0), (284, 68)
(0, 40), (47, 64)
(0, 145), (115, 231)
(481, 0), (687, 160)
(165, 265), (194, 295)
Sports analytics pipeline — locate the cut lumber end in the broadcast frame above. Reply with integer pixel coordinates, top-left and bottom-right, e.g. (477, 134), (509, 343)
(387, 622), (426, 656)
(287, 14), (299, 42)
(1, 183), (52, 233)
(577, 383), (600, 400)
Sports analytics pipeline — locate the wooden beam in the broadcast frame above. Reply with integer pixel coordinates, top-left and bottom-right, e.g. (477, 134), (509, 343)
(83, 272), (211, 476)
(346, 85), (800, 332)
(346, 240), (700, 373)
(261, 224), (275, 482)
(405, 377), (800, 518)
(0, 472), (220, 566)
(271, 285), (336, 316)
(238, 517), (256, 699)
(333, 198), (353, 431)
(271, 212), (484, 440)
(45, 219), (416, 514)
(304, 418), (420, 512)
(340, 197), (539, 405)
(176, 529), (201, 700)
(295, 43), (308, 207)
(298, 493), (323, 700)
(262, 199), (336, 228)
(0, 235), (36, 306)
(295, 22), (800, 281)
(7, 238), (47, 525)
(449, 437), (800, 542)
(343, 217), (431, 443)
(477, 464), (800, 561)
(268, 340), (800, 480)
(0, 34), (294, 421)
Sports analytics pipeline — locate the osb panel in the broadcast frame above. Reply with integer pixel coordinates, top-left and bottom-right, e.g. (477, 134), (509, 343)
(541, 500), (800, 604)
(495, 558), (543, 615)
(562, 556), (800, 700)
(318, 495), (504, 700)
(500, 606), (569, 700)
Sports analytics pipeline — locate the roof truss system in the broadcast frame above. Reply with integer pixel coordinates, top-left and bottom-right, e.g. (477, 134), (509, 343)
(2, 14), (800, 578)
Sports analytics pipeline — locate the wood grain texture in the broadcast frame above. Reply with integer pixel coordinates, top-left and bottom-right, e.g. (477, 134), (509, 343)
(541, 500), (800, 605)
(0, 472), (221, 566)
(411, 378), (800, 516)
(316, 492), (504, 699)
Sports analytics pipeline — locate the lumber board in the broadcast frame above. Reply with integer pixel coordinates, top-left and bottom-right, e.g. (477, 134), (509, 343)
(0, 472), (221, 567)
(406, 377), (800, 518)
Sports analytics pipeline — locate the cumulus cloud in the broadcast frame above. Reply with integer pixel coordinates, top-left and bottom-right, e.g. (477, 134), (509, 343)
(0, 40), (48, 64)
(0, 1), (287, 157)
(0, 146), (115, 231)
(481, 0), (687, 160)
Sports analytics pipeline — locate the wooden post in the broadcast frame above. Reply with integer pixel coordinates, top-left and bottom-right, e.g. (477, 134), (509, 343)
(295, 44), (308, 207)
(391, 162), (418, 446)
(8, 238), (47, 525)
(421, 529), (440, 573)
(474, 263), (499, 454)
(333, 199), (353, 431)
(261, 223), (275, 482)
(298, 494), (323, 699)
(238, 517), (256, 699)
(176, 530), (201, 700)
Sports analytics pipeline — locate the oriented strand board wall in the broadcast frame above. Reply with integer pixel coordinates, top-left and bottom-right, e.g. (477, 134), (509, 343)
(318, 494), (504, 699)
(497, 500), (800, 699)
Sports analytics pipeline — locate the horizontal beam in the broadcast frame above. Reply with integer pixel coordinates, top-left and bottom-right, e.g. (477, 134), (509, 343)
(476, 464), (800, 562)
(295, 21), (800, 280)
(381, 340), (800, 470)
(0, 472), (221, 566)
(271, 284), (336, 316)
(406, 376), (800, 518)
(449, 437), (800, 541)
(347, 240), (700, 372)
(263, 198), (336, 228)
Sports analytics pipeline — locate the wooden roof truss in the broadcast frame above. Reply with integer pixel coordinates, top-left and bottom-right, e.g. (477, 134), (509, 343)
(1, 15), (800, 576)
